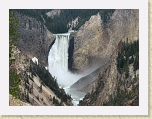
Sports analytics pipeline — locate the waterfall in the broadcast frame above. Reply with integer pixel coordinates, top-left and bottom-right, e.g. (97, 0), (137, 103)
(48, 33), (70, 72)
(48, 32), (85, 106)
(48, 33), (72, 87)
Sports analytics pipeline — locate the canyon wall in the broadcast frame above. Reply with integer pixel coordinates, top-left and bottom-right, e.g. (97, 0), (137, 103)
(71, 9), (139, 105)
(71, 9), (139, 73)
(71, 13), (109, 72)
(15, 12), (55, 66)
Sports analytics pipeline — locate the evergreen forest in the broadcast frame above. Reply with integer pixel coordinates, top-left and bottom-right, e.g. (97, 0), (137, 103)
(116, 39), (139, 78)
(13, 9), (115, 33)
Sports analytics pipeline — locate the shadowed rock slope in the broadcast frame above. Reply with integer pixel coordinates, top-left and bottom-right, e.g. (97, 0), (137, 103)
(15, 12), (55, 66)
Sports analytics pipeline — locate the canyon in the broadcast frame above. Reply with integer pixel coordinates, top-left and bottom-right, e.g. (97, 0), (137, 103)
(10, 9), (139, 106)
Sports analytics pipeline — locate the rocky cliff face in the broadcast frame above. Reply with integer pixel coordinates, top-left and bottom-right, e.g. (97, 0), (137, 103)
(70, 9), (138, 90)
(70, 9), (139, 105)
(71, 13), (110, 72)
(79, 49), (139, 106)
(71, 9), (139, 73)
(15, 12), (55, 66)
(46, 10), (61, 18)
(105, 9), (139, 57)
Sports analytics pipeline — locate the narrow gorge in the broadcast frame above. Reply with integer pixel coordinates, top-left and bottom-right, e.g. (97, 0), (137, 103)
(9, 9), (139, 106)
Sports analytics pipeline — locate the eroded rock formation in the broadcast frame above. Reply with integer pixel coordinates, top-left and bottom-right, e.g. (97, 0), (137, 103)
(71, 10), (138, 73)
(15, 12), (55, 66)
(71, 13), (109, 72)
(70, 9), (139, 105)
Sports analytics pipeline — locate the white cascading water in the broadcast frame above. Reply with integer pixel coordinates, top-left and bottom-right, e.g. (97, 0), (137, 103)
(48, 33), (70, 72)
(48, 32), (85, 106)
